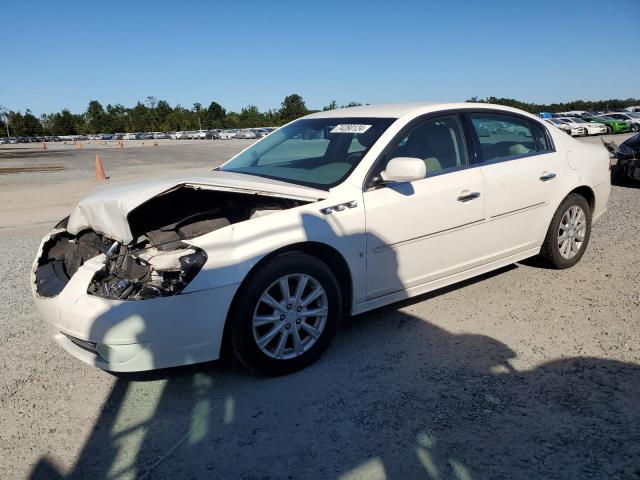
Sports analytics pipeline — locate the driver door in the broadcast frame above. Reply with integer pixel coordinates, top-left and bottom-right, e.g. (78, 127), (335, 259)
(363, 113), (486, 299)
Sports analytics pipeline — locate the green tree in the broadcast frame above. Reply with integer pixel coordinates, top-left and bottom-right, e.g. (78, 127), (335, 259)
(155, 100), (172, 130)
(279, 94), (307, 123)
(323, 100), (338, 111)
(51, 109), (79, 135)
(239, 105), (263, 128)
(204, 101), (226, 129)
(85, 100), (106, 133)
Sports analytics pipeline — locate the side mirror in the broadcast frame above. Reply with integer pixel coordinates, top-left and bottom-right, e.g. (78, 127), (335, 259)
(380, 157), (426, 183)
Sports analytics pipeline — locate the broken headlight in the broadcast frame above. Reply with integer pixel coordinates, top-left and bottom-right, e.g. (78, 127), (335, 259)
(88, 244), (207, 301)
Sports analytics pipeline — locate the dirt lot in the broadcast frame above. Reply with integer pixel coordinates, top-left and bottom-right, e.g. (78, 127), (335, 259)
(1, 135), (639, 479)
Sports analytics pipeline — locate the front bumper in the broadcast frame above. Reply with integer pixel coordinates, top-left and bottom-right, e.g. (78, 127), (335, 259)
(33, 255), (240, 372)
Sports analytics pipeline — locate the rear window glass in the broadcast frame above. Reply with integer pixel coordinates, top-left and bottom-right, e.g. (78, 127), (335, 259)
(470, 113), (536, 162)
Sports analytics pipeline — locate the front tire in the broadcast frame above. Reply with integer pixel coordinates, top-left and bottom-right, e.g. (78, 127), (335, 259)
(539, 193), (592, 269)
(229, 252), (342, 375)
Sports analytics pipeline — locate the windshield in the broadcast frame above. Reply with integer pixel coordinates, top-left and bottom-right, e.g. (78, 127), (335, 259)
(627, 113), (640, 119)
(549, 119), (563, 125)
(219, 117), (394, 189)
(597, 116), (615, 121)
(571, 118), (586, 123)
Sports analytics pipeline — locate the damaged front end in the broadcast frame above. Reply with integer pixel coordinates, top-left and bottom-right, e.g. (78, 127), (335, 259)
(34, 225), (208, 301)
(34, 185), (307, 301)
(88, 242), (207, 300)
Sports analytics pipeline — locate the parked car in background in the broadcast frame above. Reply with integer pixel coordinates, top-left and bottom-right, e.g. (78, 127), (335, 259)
(544, 118), (585, 136)
(602, 132), (640, 181)
(175, 131), (190, 140)
(605, 112), (640, 132)
(558, 117), (606, 136)
(584, 116), (631, 134)
(236, 129), (258, 139)
(216, 130), (237, 139)
(32, 102), (610, 375)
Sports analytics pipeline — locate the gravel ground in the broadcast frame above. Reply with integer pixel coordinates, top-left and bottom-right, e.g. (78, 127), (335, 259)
(1, 135), (639, 480)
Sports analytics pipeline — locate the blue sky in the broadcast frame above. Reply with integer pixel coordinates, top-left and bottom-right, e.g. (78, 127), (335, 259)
(2, 0), (639, 115)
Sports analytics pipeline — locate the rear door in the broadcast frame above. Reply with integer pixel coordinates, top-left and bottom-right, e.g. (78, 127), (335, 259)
(467, 111), (562, 262)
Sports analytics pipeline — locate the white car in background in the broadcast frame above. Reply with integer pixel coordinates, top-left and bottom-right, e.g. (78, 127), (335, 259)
(32, 103), (610, 375)
(544, 118), (585, 136)
(175, 131), (190, 140)
(558, 117), (607, 136)
(236, 129), (258, 139)
(605, 112), (640, 132)
(217, 130), (236, 139)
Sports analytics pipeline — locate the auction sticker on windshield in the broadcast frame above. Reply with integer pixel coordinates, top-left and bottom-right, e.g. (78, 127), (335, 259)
(330, 124), (372, 134)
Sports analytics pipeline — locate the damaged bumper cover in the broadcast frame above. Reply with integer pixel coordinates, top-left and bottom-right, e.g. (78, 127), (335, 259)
(32, 238), (239, 371)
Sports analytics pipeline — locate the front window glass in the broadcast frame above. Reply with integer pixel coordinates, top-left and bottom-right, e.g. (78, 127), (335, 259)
(384, 114), (468, 175)
(470, 113), (536, 162)
(220, 117), (393, 189)
(572, 118), (586, 123)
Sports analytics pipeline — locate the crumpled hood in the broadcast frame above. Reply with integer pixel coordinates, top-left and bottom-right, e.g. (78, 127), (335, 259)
(67, 170), (328, 244)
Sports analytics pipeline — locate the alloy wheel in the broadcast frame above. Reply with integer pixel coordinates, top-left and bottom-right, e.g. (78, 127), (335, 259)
(252, 273), (328, 360)
(557, 205), (587, 259)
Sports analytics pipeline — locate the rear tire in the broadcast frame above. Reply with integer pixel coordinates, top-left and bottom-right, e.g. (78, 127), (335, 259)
(539, 193), (592, 269)
(229, 252), (342, 376)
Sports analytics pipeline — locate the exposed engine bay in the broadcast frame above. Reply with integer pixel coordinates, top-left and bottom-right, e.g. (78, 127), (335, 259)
(34, 186), (306, 300)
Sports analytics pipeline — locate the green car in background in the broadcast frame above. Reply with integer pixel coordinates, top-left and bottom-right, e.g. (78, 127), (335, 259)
(583, 116), (631, 134)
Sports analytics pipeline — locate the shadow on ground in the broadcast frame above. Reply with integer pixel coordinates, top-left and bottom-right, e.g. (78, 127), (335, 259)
(30, 268), (640, 479)
(27, 200), (640, 480)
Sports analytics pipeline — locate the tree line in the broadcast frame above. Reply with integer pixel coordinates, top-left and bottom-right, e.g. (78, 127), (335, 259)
(466, 96), (640, 114)
(1, 94), (638, 137)
(0, 95), (362, 137)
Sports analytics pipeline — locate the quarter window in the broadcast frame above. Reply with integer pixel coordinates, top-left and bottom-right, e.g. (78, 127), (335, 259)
(530, 122), (553, 151)
(469, 113), (537, 162)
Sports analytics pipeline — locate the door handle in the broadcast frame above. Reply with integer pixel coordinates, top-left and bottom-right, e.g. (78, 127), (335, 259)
(539, 172), (557, 181)
(457, 191), (481, 202)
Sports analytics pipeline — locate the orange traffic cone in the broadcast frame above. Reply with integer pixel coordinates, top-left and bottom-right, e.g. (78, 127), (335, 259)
(95, 154), (108, 181)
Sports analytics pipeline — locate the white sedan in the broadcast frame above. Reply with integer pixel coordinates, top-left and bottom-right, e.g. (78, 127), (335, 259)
(32, 103), (611, 375)
(544, 118), (585, 136)
(558, 117), (607, 136)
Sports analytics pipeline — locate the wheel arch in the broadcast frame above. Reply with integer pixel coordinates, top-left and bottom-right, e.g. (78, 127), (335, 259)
(568, 185), (595, 211)
(221, 241), (353, 356)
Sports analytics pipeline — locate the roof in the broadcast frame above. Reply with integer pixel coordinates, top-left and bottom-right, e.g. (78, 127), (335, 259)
(304, 102), (539, 120)
(305, 102), (435, 119)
